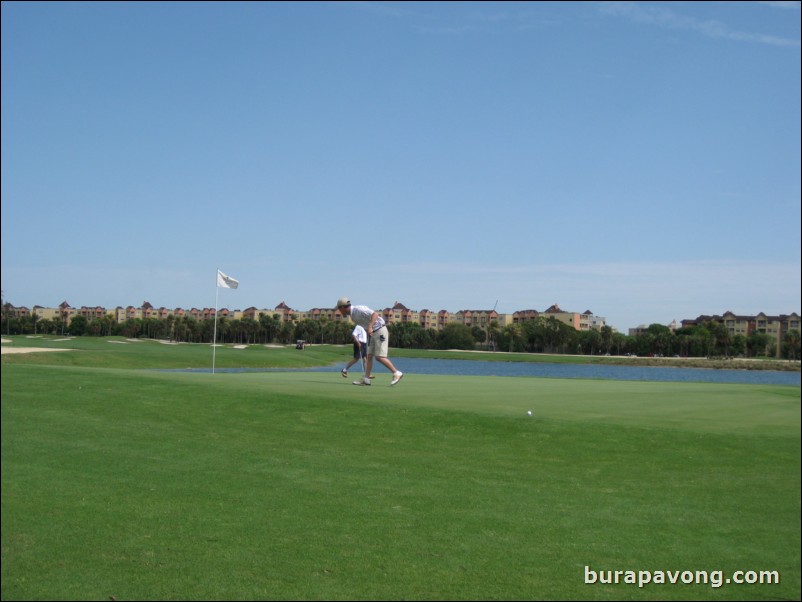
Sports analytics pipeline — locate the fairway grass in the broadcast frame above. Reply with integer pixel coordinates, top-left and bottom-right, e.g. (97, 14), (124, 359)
(2, 345), (800, 600)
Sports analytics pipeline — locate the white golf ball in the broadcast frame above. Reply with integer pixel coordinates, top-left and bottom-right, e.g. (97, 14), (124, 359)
(527, 410), (532, 416)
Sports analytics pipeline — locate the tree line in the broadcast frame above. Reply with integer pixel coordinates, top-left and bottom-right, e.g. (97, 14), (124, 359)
(3, 306), (799, 360)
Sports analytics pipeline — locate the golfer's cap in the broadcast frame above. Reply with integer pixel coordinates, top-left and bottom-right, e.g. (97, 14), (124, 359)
(336, 297), (351, 308)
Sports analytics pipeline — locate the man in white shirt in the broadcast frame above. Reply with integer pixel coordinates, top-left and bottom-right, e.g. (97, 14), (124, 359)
(336, 297), (404, 386)
(341, 324), (368, 378)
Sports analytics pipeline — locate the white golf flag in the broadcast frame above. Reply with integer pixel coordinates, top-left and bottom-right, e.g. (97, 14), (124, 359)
(217, 269), (239, 289)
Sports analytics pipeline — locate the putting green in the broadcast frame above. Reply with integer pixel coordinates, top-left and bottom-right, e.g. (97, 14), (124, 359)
(155, 370), (801, 436)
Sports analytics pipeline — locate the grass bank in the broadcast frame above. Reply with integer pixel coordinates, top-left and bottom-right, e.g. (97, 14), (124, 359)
(2, 335), (799, 372)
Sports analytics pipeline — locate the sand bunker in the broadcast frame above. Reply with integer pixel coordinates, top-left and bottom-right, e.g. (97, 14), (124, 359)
(1, 338), (74, 355)
(1, 347), (74, 354)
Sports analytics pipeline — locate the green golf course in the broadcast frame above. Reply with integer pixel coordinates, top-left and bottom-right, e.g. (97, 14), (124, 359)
(2, 336), (799, 600)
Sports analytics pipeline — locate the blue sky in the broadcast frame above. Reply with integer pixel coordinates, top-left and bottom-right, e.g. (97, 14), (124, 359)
(2, 1), (800, 331)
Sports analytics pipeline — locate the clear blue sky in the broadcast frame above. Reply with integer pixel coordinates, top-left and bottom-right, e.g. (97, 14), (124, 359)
(2, 1), (800, 331)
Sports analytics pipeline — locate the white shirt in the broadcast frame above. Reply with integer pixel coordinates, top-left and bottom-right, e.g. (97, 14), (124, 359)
(349, 304), (386, 333)
(352, 324), (367, 344)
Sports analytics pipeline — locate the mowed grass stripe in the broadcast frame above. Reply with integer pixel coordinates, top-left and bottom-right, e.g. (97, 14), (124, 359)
(2, 363), (800, 600)
(150, 368), (799, 435)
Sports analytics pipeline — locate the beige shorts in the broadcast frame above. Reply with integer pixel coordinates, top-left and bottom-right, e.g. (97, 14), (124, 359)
(368, 326), (389, 358)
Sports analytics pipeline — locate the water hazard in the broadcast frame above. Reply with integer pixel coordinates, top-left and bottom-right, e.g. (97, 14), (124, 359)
(190, 357), (801, 386)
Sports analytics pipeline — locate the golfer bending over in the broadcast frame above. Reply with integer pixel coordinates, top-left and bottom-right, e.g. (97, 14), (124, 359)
(336, 297), (404, 386)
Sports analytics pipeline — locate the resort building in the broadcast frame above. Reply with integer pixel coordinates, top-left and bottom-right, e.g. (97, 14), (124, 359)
(680, 311), (801, 357)
(11, 300), (606, 339)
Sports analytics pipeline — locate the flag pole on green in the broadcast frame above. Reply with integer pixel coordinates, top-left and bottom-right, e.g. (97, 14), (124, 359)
(213, 269), (239, 374)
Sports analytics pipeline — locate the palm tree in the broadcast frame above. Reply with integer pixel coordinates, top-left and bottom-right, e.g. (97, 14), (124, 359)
(487, 320), (500, 351)
(783, 329), (801, 360)
(503, 324), (523, 352)
(600, 325), (613, 354)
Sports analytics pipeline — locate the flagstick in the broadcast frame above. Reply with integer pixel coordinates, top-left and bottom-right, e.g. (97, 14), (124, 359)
(212, 268), (239, 373)
(212, 271), (220, 374)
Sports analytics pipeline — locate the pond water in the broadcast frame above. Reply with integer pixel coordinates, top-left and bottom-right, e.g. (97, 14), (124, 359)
(199, 357), (801, 386)
(387, 357), (801, 386)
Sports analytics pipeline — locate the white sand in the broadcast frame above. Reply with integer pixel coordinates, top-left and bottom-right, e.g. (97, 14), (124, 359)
(1, 338), (74, 354)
